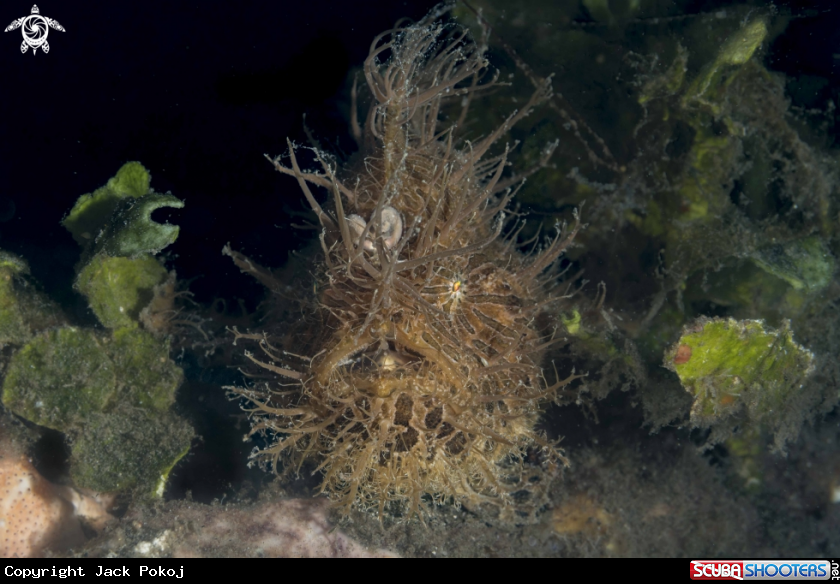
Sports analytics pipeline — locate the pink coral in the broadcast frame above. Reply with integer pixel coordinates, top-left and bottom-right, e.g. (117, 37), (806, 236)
(0, 454), (84, 557)
(0, 453), (115, 557)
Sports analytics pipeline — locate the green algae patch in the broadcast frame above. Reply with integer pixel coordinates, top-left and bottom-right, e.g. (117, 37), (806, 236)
(0, 251), (64, 345)
(683, 18), (768, 113)
(70, 407), (194, 493)
(561, 310), (583, 336)
(63, 162), (152, 246)
(725, 427), (764, 495)
(665, 317), (815, 443)
(0, 250), (30, 274)
(0, 162), (193, 496)
(684, 259), (814, 326)
(638, 46), (687, 105)
(0, 265), (30, 345)
(63, 161), (183, 259)
(677, 134), (731, 221)
(110, 326), (182, 412)
(560, 307), (637, 367)
(688, 237), (836, 326)
(153, 440), (192, 498)
(750, 236), (835, 292)
(95, 192), (184, 258)
(76, 255), (169, 330)
(1, 324), (191, 493)
(66, 163), (184, 331)
(2, 327), (118, 431)
(1, 325), (182, 427)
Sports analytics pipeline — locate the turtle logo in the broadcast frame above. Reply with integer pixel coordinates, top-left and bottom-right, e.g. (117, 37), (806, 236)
(4, 5), (65, 55)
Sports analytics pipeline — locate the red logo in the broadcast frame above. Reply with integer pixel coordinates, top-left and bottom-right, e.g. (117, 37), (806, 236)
(691, 561), (744, 580)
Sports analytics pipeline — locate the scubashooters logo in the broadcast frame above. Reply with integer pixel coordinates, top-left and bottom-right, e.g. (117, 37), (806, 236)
(691, 560), (835, 580)
(4, 5), (65, 54)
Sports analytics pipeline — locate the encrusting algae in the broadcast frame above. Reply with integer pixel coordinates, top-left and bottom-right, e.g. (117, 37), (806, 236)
(226, 9), (582, 523)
